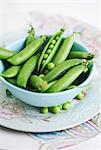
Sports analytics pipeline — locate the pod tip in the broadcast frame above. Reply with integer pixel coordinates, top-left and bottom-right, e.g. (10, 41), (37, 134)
(60, 28), (65, 32)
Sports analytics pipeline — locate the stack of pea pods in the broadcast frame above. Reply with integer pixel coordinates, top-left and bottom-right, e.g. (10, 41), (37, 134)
(0, 25), (95, 114)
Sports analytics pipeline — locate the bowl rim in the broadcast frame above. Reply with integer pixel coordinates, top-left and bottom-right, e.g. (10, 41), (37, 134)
(0, 39), (94, 96)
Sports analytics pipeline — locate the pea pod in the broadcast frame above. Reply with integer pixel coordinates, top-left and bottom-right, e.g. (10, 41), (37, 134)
(17, 53), (39, 88)
(25, 25), (35, 46)
(46, 64), (86, 93)
(30, 75), (48, 91)
(37, 28), (64, 73)
(53, 33), (75, 65)
(42, 80), (57, 92)
(66, 85), (77, 90)
(0, 47), (17, 60)
(44, 59), (84, 82)
(0, 65), (21, 78)
(7, 78), (16, 85)
(68, 51), (95, 59)
(7, 36), (47, 65)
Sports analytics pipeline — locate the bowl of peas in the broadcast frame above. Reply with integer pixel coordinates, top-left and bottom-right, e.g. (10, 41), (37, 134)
(0, 26), (95, 108)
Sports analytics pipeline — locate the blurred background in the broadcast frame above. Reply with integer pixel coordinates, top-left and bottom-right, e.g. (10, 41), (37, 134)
(0, 0), (100, 35)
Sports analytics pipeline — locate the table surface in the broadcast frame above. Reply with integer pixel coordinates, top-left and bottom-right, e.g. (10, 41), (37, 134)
(0, 2), (101, 149)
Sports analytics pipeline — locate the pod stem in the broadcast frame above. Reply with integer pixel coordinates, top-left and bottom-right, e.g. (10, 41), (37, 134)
(40, 35), (49, 41)
(88, 53), (95, 59)
(60, 28), (65, 33)
(28, 24), (35, 34)
(87, 59), (95, 64)
(73, 32), (81, 37)
(82, 59), (95, 66)
(82, 59), (94, 73)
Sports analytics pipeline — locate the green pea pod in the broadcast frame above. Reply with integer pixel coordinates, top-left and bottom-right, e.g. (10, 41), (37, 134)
(46, 64), (86, 93)
(7, 78), (17, 85)
(7, 36), (47, 65)
(41, 80), (57, 92)
(41, 32), (64, 72)
(25, 25), (35, 46)
(30, 75), (48, 91)
(37, 28), (64, 73)
(44, 59), (84, 82)
(17, 53), (39, 88)
(53, 33), (75, 65)
(68, 51), (95, 59)
(0, 47), (17, 60)
(0, 65), (21, 78)
(66, 85), (77, 90)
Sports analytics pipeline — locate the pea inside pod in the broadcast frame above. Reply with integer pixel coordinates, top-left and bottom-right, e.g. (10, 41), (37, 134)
(7, 35), (47, 65)
(0, 47), (17, 60)
(37, 28), (64, 73)
(0, 65), (21, 78)
(17, 53), (39, 88)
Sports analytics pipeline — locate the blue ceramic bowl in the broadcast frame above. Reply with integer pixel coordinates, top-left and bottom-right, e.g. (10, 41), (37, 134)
(0, 38), (94, 107)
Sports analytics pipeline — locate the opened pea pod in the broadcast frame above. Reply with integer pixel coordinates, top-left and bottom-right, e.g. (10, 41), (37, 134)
(37, 28), (64, 73)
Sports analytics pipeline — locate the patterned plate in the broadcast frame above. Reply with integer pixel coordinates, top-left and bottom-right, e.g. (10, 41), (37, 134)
(0, 14), (101, 132)
(0, 76), (100, 132)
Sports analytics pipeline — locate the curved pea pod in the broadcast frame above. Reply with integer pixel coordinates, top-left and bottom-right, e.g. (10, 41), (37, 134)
(41, 80), (57, 92)
(44, 59), (84, 82)
(37, 28), (64, 73)
(66, 85), (77, 90)
(53, 33), (75, 65)
(7, 35), (47, 65)
(0, 47), (17, 60)
(17, 53), (39, 88)
(68, 51), (95, 59)
(0, 65), (21, 78)
(30, 75), (48, 91)
(46, 64), (86, 93)
(7, 78), (17, 85)
(25, 25), (35, 46)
